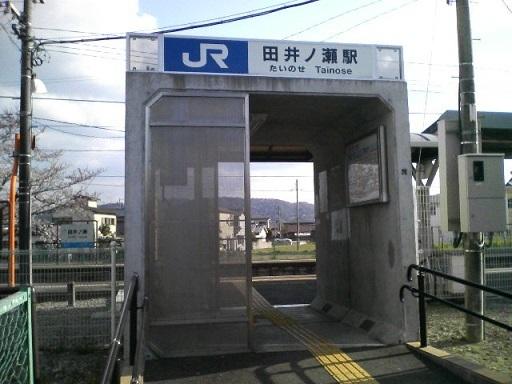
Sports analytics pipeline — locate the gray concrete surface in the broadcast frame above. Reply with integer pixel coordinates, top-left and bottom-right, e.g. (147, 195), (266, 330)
(125, 72), (419, 356)
(145, 346), (465, 384)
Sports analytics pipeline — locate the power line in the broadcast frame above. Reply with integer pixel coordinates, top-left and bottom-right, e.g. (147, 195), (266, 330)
(282, 0), (384, 39)
(34, 95), (124, 104)
(422, 0), (439, 128)
(1, 94), (124, 104)
(501, 0), (512, 13)
(31, 26), (116, 36)
(251, 175), (313, 178)
(38, 0), (320, 46)
(34, 117), (124, 132)
(0, 21), (21, 51)
(85, 183), (124, 187)
(39, 148), (124, 152)
(90, 175), (315, 178)
(43, 126), (124, 139)
(33, 1), (302, 38)
(323, 0), (421, 41)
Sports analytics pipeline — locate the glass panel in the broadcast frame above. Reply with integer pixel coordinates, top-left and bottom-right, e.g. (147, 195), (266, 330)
(376, 47), (402, 80)
(128, 35), (159, 72)
(150, 96), (245, 126)
(148, 125), (246, 324)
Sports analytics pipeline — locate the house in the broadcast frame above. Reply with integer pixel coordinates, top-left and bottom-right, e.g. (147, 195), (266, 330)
(281, 222), (315, 240)
(507, 178), (512, 223)
(219, 208), (245, 251)
(40, 196), (118, 246)
(98, 201), (125, 238)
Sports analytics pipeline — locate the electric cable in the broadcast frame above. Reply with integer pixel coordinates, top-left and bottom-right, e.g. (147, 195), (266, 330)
(33, 117), (124, 132)
(0, 21), (21, 51)
(283, 0), (384, 39)
(42, 126), (124, 139)
(37, 0), (320, 46)
(422, 0), (439, 128)
(1, 95), (124, 104)
(323, 0), (421, 41)
(38, 148), (124, 152)
(501, 0), (512, 14)
(31, 0), (304, 39)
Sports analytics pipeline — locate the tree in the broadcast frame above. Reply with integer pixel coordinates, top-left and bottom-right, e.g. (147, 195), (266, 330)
(99, 223), (112, 237)
(0, 110), (103, 218)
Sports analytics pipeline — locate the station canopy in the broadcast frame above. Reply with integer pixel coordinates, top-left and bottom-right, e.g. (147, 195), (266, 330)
(411, 110), (512, 162)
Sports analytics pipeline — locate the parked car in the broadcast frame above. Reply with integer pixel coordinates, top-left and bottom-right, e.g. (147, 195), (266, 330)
(272, 238), (293, 245)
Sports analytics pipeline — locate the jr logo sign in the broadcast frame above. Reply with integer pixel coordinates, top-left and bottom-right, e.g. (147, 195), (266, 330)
(182, 43), (229, 69)
(164, 37), (248, 74)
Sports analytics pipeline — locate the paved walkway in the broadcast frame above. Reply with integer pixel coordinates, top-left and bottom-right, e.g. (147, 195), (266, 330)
(145, 345), (464, 383)
(145, 288), (464, 383)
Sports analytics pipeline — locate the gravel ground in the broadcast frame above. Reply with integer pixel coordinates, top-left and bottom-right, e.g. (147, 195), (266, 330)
(39, 349), (108, 384)
(427, 300), (512, 376)
(35, 297), (114, 383)
(35, 296), (511, 382)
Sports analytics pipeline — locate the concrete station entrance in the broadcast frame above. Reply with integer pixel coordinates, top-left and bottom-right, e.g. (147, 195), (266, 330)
(125, 36), (418, 358)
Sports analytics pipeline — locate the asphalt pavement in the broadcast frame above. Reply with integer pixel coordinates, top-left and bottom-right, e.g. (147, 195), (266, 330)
(145, 279), (465, 383)
(145, 346), (465, 383)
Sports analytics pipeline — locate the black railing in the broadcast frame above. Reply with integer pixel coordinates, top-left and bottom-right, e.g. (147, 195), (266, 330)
(400, 264), (512, 348)
(130, 296), (147, 384)
(100, 273), (146, 384)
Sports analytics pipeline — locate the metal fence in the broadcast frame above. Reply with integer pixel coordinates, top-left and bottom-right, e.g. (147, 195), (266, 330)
(0, 287), (34, 384)
(416, 188), (512, 298)
(0, 246), (124, 350)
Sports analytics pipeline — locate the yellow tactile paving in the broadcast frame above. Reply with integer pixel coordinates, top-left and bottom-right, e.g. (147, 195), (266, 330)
(252, 289), (377, 383)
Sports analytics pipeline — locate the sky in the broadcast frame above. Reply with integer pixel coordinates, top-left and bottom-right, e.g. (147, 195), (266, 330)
(0, 0), (511, 204)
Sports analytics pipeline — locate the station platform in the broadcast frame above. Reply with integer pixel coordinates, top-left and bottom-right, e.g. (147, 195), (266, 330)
(145, 287), (464, 383)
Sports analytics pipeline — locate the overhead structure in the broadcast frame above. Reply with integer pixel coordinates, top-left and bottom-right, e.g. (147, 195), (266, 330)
(125, 34), (417, 356)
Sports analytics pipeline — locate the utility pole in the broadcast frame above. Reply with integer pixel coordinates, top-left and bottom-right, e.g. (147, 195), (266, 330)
(296, 179), (300, 251)
(456, 0), (483, 342)
(277, 205), (282, 236)
(18, 0), (34, 285)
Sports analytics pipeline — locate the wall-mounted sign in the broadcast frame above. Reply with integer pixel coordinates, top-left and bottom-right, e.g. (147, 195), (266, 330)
(127, 34), (403, 81)
(59, 222), (95, 248)
(346, 126), (388, 206)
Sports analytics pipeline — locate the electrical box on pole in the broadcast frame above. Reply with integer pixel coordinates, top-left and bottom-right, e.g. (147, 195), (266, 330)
(458, 153), (506, 233)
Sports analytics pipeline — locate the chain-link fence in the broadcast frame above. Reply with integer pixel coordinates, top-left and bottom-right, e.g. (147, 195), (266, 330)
(416, 188), (512, 375)
(0, 246), (124, 350)
(0, 287), (34, 384)
(415, 187), (512, 298)
(418, 228), (512, 298)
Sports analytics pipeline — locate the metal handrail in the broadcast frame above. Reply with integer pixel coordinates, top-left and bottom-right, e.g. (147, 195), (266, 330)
(406, 264), (512, 300)
(101, 273), (138, 384)
(401, 263), (512, 348)
(130, 296), (147, 384)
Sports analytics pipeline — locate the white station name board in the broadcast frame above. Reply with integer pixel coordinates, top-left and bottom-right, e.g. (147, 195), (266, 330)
(128, 35), (403, 81)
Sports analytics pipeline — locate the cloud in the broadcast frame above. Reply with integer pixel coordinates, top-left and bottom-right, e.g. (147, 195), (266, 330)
(1, 0), (511, 203)
(0, 0), (157, 203)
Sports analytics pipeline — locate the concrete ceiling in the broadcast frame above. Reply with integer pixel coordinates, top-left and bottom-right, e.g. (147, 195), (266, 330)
(249, 93), (384, 162)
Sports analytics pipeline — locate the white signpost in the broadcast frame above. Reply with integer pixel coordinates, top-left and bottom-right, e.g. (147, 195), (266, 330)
(127, 34), (403, 81)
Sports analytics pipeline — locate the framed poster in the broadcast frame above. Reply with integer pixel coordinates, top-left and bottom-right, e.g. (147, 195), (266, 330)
(346, 126), (388, 206)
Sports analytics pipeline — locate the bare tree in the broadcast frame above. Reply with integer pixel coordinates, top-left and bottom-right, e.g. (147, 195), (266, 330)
(0, 110), (103, 217)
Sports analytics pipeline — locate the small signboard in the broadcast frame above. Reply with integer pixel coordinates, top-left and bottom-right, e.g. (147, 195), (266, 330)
(59, 222), (95, 248)
(346, 126), (388, 206)
(154, 36), (402, 81)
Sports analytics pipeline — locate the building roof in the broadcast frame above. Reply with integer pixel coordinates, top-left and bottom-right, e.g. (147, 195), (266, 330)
(419, 110), (512, 159)
(410, 132), (439, 163)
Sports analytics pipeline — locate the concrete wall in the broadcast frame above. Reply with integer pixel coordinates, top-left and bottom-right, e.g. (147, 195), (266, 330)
(310, 98), (417, 343)
(125, 72), (419, 352)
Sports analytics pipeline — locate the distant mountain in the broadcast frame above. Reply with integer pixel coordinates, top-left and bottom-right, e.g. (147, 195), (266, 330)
(101, 198), (315, 225)
(218, 197), (314, 224)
